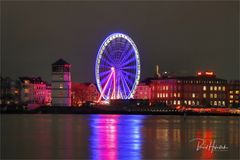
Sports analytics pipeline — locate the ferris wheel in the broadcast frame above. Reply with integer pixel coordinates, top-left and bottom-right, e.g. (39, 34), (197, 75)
(95, 33), (141, 101)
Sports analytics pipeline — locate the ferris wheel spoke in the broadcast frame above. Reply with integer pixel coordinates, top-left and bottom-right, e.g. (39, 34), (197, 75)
(118, 48), (134, 65)
(121, 65), (137, 70)
(99, 69), (112, 77)
(119, 73), (129, 98)
(121, 70), (136, 78)
(100, 72), (113, 85)
(119, 56), (136, 68)
(120, 73), (131, 97)
(102, 50), (115, 65)
(118, 43), (131, 65)
(100, 56), (113, 67)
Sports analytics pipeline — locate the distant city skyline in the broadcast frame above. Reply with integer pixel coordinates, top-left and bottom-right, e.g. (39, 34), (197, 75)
(1, 1), (239, 83)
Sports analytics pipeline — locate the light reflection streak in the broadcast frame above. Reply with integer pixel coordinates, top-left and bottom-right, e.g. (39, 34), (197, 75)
(89, 115), (145, 160)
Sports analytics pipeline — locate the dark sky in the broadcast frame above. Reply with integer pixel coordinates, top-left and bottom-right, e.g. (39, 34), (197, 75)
(1, 1), (239, 83)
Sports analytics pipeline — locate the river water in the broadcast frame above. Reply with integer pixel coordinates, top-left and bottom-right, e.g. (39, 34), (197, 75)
(1, 114), (239, 159)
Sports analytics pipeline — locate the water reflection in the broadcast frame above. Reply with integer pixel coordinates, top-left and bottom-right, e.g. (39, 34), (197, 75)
(1, 115), (239, 159)
(89, 115), (145, 160)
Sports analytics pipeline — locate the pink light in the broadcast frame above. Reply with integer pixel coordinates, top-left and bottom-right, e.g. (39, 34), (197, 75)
(113, 67), (116, 99)
(97, 70), (114, 103)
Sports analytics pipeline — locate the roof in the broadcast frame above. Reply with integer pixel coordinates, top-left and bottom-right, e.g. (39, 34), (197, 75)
(52, 58), (70, 65)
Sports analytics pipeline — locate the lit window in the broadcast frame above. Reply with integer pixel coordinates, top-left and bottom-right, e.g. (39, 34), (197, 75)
(218, 101), (221, 106)
(174, 93), (177, 97)
(218, 86), (221, 91)
(60, 84), (63, 89)
(210, 101), (213, 105)
(163, 86), (165, 90)
(214, 101), (217, 106)
(222, 86), (225, 91)
(214, 86), (217, 91)
(230, 95), (233, 99)
(210, 86), (213, 91)
(173, 100), (176, 105)
(166, 86), (168, 91)
(192, 93), (195, 98)
(178, 93), (181, 97)
(214, 94), (217, 98)
(196, 101), (200, 105)
(166, 93), (168, 98)
(236, 90), (239, 94)
(160, 93), (162, 98)
(230, 91), (233, 94)
(188, 100), (191, 105)
(229, 100), (233, 103)
(203, 86), (206, 91)
(192, 101), (195, 105)
(222, 101), (225, 106)
(157, 93), (159, 98)
(184, 100), (187, 104)
(177, 100), (180, 105)
(203, 93), (206, 98)
(210, 94), (213, 98)
(235, 100), (239, 103)
(163, 93), (165, 98)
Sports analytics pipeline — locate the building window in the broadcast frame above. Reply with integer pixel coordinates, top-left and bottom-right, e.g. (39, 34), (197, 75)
(166, 86), (168, 91)
(203, 93), (206, 98)
(174, 93), (177, 97)
(196, 101), (200, 105)
(222, 86), (225, 91)
(222, 101), (225, 106)
(166, 93), (168, 98)
(218, 86), (221, 91)
(173, 100), (176, 105)
(192, 101), (195, 105)
(214, 94), (217, 98)
(203, 86), (206, 91)
(230, 91), (233, 94)
(210, 94), (213, 98)
(188, 100), (191, 105)
(210, 86), (213, 91)
(230, 95), (234, 99)
(160, 93), (162, 98)
(236, 90), (239, 94)
(214, 86), (217, 91)
(178, 93), (181, 98)
(218, 101), (221, 106)
(192, 93), (195, 98)
(157, 93), (159, 98)
(184, 100), (187, 104)
(60, 83), (63, 89)
(177, 100), (180, 105)
(214, 101), (217, 106)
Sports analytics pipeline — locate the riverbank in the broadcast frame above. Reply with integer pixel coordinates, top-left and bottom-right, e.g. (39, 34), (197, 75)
(1, 106), (239, 116)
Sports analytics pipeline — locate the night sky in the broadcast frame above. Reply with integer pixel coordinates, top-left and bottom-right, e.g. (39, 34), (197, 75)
(1, 1), (239, 83)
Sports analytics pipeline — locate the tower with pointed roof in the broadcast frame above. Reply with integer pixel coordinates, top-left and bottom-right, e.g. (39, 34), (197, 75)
(51, 58), (71, 106)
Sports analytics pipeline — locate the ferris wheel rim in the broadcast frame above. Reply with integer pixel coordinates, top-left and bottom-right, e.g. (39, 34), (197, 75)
(95, 32), (140, 100)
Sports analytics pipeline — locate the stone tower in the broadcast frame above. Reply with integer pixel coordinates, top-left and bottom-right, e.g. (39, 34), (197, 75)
(51, 58), (71, 106)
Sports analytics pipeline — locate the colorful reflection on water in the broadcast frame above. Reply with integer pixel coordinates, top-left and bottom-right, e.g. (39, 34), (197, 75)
(1, 115), (239, 159)
(89, 115), (145, 160)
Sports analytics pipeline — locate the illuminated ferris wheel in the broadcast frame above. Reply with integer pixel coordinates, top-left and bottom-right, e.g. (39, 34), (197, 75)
(95, 33), (140, 101)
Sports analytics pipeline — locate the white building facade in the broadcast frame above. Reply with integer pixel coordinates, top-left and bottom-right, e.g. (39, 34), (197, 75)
(51, 59), (71, 106)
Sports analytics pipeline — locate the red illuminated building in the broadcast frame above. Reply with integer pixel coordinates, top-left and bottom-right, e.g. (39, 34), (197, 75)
(19, 77), (51, 105)
(134, 82), (151, 100)
(149, 71), (228, 107)
(71, 82), (100, 106)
